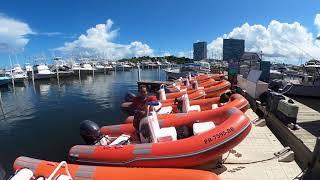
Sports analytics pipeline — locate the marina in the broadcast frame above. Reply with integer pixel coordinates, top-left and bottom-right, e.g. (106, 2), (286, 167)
(0, 67), (317, 179)
(1, 1), (320, 179)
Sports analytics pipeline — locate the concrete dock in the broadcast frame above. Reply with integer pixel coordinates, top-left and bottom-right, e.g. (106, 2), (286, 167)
(257, 96), (320, 178)
(200, 109), (302, 179)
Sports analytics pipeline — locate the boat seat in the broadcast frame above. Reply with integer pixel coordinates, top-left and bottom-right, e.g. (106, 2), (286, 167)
(181, 94), (201, 113)
(154, 102), (172, 114)
(157, 127), (177, 142)
(157, 106), (173, 114)
(212, 104), (219, 109)
(140, 111), (177, 143)
(109, 134), (131, 146)
(193, 81), (204, 90)
(193, 122), (216, 135)
(159, 87), (167, 101)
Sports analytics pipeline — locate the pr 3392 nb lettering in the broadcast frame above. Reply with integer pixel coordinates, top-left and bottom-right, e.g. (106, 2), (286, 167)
(203, 127), (235, 144)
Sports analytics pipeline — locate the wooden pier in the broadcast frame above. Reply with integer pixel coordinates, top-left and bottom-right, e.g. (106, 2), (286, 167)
(137, 80), (173, 92)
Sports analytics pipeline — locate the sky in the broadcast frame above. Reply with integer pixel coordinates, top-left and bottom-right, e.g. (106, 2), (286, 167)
(0, 0), (320, 66)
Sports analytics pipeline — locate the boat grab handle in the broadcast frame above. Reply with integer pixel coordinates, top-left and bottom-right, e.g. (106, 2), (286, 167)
(47, 161), (72, 180)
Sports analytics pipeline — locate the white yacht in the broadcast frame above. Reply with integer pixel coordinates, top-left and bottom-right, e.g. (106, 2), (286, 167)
(33, 64), (56, 80)
(116, 62), (133, 71)
(52, 58), (74, 78)
(24, 63), (33, 76)
(10, 64), (28, 82)
(93, 62), (106, 73)
(279, 74), (320, 98)
(72, 62), (96, 74)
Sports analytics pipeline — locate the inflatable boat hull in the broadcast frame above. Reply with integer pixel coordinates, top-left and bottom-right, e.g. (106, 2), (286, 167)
(70, 108), (251, 168)
(13, 156), (219, 180)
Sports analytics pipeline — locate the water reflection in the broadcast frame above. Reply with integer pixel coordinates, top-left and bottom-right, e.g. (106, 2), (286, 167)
(0, 85), (37, 133)
(0, 69), (164, 175)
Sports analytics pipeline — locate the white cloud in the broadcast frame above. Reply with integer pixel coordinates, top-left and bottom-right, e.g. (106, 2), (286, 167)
(206, 15), (320, 63)
(315, 14), (320, 37)
(161, 52), (171, 57)
(177, 51), (192, 58)
(0, 14), (34, 52)
(40, 32), (63, 37)
(55, 19), (154, 60)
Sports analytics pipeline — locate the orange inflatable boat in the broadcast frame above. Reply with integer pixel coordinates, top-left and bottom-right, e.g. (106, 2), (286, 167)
(159, 80), (230, 106)
(166, 78), (220, 93)
(164, 93), (249, 112)
(190, 74), (224, 82)
(203, 80), (231, 98)
(124, 93), (249, 124)
(13, 156), (219, 180)
(163, 89), (206, 101)
(69, 107), (251, 168)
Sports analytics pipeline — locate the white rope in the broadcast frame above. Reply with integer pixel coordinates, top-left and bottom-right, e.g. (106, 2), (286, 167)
(280, 83), (294, 95)
(47, 161), (72, 180)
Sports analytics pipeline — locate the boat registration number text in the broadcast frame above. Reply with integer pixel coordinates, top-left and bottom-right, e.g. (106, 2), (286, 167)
(204, 127), (235, 144)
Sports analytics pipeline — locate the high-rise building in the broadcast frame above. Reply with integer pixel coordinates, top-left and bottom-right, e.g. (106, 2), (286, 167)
(223, 39), (245, 62)
(193, 42), (207, 61)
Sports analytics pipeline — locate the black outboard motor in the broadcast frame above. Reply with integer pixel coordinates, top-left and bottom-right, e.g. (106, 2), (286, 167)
(124, 92), (136, 102)
(80, 120), (101, 145)
(220, 93), (230, 103)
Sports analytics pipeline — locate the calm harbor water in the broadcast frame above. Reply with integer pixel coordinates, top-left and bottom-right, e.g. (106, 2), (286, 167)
(0, 68), (166, 176)
(291, 97), (320, 112)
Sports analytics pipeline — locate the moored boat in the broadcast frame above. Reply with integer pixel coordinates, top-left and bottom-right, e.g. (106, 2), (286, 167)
(8, 64), (28, 83)
(0, 76), (11, 86)
(33, 64), (56, 80)
(13, 156), (218, 180)
(161, 80), (231, 101)
(69, 107), (251, 168)
(124, 93), (249, 123)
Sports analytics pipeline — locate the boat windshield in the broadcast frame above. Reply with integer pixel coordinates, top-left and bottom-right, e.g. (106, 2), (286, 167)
(181, 64), (200, 72)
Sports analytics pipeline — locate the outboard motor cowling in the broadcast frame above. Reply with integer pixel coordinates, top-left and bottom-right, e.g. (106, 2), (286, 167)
(80, 120), (101, 145)
(124, 92), (136, 102)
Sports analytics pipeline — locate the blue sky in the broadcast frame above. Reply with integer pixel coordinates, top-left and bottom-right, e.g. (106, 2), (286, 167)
(0, 0), (320, 66)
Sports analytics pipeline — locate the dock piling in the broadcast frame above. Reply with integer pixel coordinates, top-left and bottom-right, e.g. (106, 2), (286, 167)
(78, 68), (81, 80)
(0, 91), (5, 118)
(137, 65), (141, 81)
(10, 70), (15, 93)
(158, 65), (161, 81)
(56, 65), (60, 87)
(31, 68), (35, 84)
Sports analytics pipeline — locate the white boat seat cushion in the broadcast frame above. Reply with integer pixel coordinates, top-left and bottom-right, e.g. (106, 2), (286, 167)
(181, 94), (201, 113)
(109, 134), (131, 146)
(193, 122), (216, 135)
(146, 112), (177, 143)
(212, 104), (219, 109)
(157, 127), (177, 142)
(189, 105), (201, 112)
(154, 102), (172, 114)
(157, 106), (173, 114)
